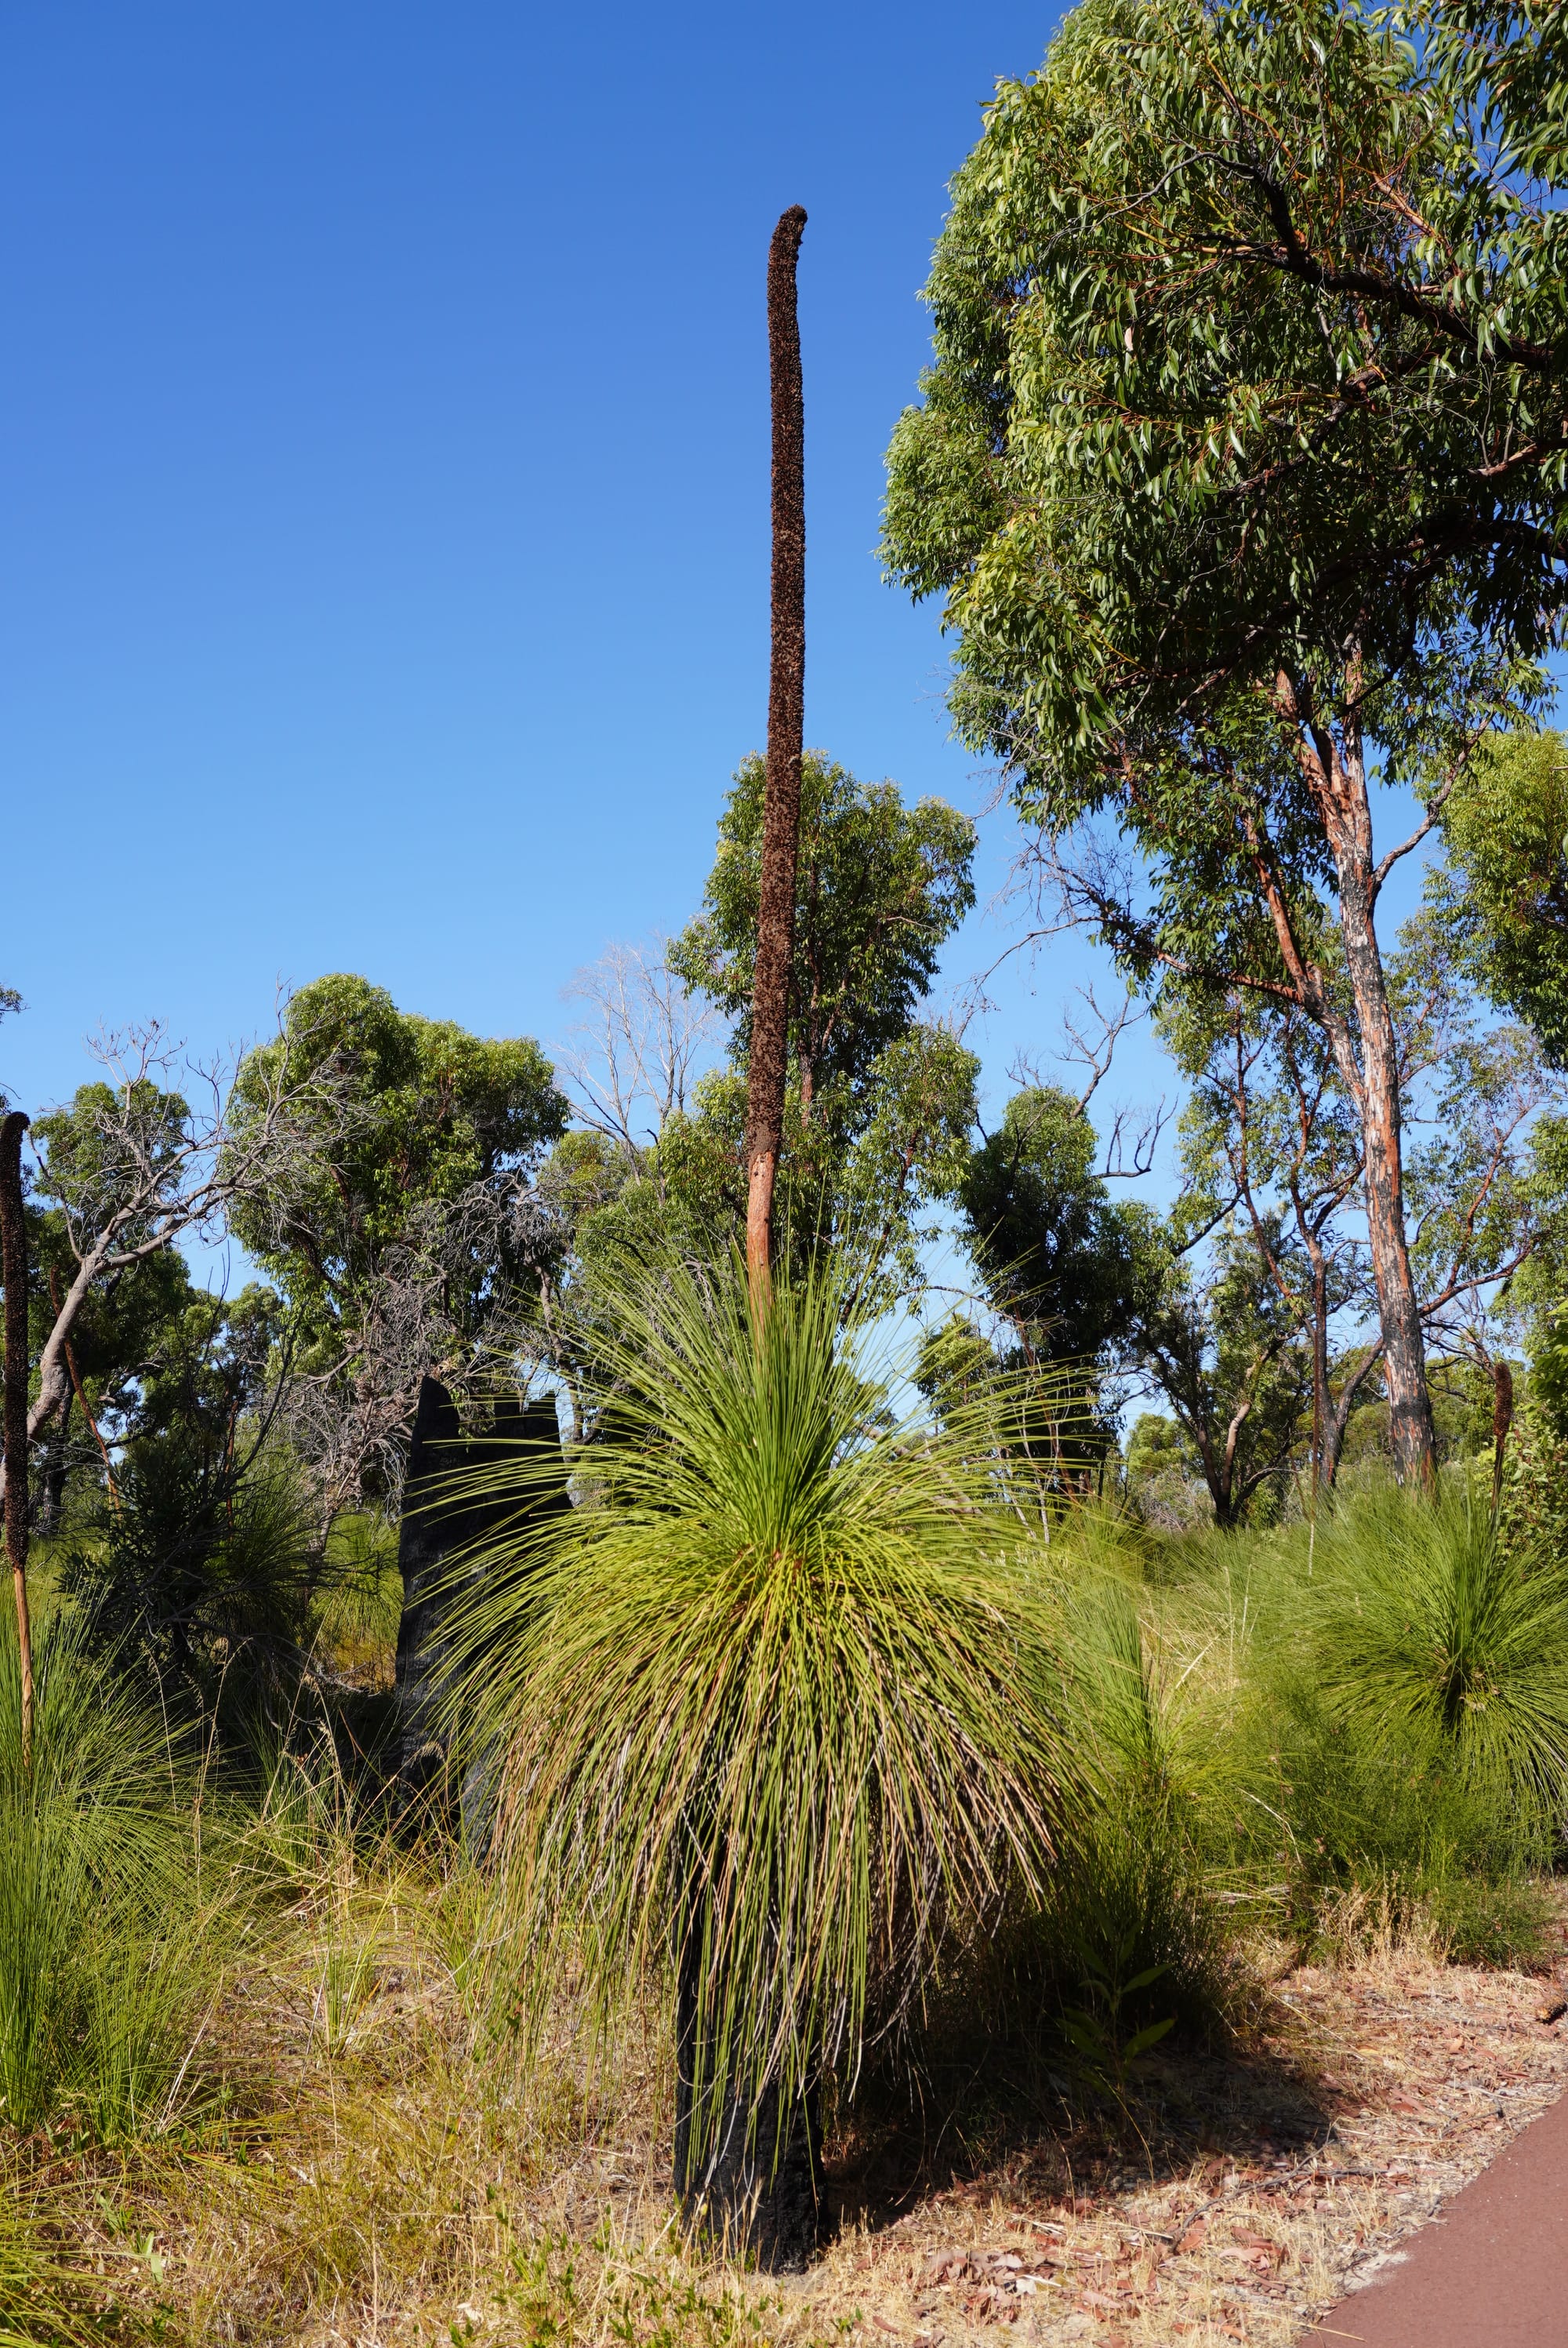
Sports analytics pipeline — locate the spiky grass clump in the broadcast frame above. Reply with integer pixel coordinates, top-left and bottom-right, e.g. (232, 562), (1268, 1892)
(1186, 1491), (1566, 1967)
(1312, 1487), (1568, 1822)
(448, 1252), (1072, 2146)
(0, 1613), (238, 2143)
(1044, 1573), (1243, 2049)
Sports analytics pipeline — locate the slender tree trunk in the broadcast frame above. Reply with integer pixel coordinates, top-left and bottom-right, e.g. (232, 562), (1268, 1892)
(1308, 1246), (1328, 1492)
(0, 1114), (35, 1762)
(49, 1263), (118, 1507)
(0, 1246), (99, 1511)
(1278, 671), (1436, 1486)
(745, 205), (808, 1307)
(1332, 852), (1434, 1484)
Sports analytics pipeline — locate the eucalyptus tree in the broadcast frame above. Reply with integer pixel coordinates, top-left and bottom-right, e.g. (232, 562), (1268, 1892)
(227, 974), (568, 1510)
(884, 0), (1568, 1483)
(1131, 1218), (1313, 1528)
(1164, 907), (1564, 1488)
(1164, 989), (1371, 1485)
(1432, 729), (1568, 1065)
(0, 1020), (342, 1518)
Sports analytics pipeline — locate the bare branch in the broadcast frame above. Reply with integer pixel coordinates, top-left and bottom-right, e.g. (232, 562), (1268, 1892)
(557, 941), (727, 1158)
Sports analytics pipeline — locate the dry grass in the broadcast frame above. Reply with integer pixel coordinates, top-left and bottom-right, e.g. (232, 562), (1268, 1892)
(13, 1841), (1568, 2348)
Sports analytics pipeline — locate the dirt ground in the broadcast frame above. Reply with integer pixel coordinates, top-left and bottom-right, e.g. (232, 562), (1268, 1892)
(779, 1941), (1568, 2348)
(34, 1901), (1568, 2348)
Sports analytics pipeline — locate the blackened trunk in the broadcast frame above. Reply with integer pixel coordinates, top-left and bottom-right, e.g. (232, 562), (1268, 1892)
(745, 205), (807, 1302)
(394, 1377), (568, 1833)
(0, 1114), (34, 1758)
(673, 1895), (821, 2272)
(1492, 1359), (1515, 1521)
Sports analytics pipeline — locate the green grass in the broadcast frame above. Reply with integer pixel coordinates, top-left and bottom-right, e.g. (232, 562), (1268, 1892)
(0, 1611), (241, 2144)
(1152, 1487), (1567, 1968)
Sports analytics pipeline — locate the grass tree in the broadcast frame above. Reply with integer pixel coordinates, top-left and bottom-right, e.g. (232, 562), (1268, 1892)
(448, 1250), (1069, 2267)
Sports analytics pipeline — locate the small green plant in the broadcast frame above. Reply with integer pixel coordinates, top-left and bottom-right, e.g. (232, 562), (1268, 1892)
(1058, 1923), (1174, 2102)
(1203, 1488), (1566, 1968)
(1043, 1572), (1239, 2048)
(1312, 1486), (1568, 1816)
(486, 2226), (781, 2348)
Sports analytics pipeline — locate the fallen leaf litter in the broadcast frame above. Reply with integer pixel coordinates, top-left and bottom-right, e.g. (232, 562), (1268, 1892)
(787, 1943), (1568, 2348)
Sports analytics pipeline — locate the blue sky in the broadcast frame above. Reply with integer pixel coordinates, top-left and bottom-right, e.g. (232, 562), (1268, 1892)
(3, 0), (1450, 1230)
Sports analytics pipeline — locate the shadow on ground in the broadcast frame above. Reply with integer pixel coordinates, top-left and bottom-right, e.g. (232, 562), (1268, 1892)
(823, 2006), (1335, 2237)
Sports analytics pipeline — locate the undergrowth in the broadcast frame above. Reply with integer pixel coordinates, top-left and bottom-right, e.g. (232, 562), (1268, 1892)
(2, 1473), (1565, 2342)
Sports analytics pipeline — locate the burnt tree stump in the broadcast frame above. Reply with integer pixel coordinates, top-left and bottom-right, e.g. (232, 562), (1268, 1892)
(394, 1376), (568, 1830)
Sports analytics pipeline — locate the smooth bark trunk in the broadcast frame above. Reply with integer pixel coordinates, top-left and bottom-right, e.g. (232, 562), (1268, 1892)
(1331, 855), (1434, 1484)
(744, 205), (807, 1305)
(0, 1114), (35, 1760)
(1277, 671), (1436, 1485)
(0, 1245), (102, 1511)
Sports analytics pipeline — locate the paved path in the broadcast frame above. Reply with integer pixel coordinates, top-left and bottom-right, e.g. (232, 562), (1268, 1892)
(1302, 2089), (1568, 2345)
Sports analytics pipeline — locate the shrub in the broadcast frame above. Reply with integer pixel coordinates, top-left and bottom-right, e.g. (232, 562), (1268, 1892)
(1312, 1487), (1568, 1820)
(1044, 1574), (1243, 2054)
(59, 1439), (318, 1723)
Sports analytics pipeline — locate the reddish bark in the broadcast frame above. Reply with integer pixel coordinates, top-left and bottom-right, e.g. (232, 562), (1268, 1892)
(1270, 670), (1437, 1486)
(0, 1112), (34, 1759)
(745, 205), (807, 1304)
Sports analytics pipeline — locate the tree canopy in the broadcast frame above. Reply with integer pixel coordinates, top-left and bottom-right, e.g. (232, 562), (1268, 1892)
(1434, 729), (1568, 1065)
(881, 0), (1568, 1483)
(884, 0), (1568, 752)
(670, 751), (975, 1117)
(227, 973), (567, 1501)
(659, 754), (979, 1291)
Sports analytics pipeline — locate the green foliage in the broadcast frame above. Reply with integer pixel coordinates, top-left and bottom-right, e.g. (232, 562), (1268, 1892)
(881, 0), (1558, 1493)
(227, 972), (568, 1372)
(669, 751), (975, 1104)
(1312, 1490), (1568, 1816)
(60, 1441), (318, 1719)
(482, 2226), (779, 2348)
(1434, 730), (1568, 1064)
(0, 1615), (238, 2143)
(882, 0), (1566, 759)
(33, 1081), (191, 1248)
(1185, 1491), (1568, 1967)
(1048, 1573), (1236, 2053)
(1131, 1220), (1311, 1527)
(956, 1087), (1156, 1365)
(658, 756), (980, 1294)
(1121, 1412), (1207, 1532)
(448, 1249), (1071, 2158)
